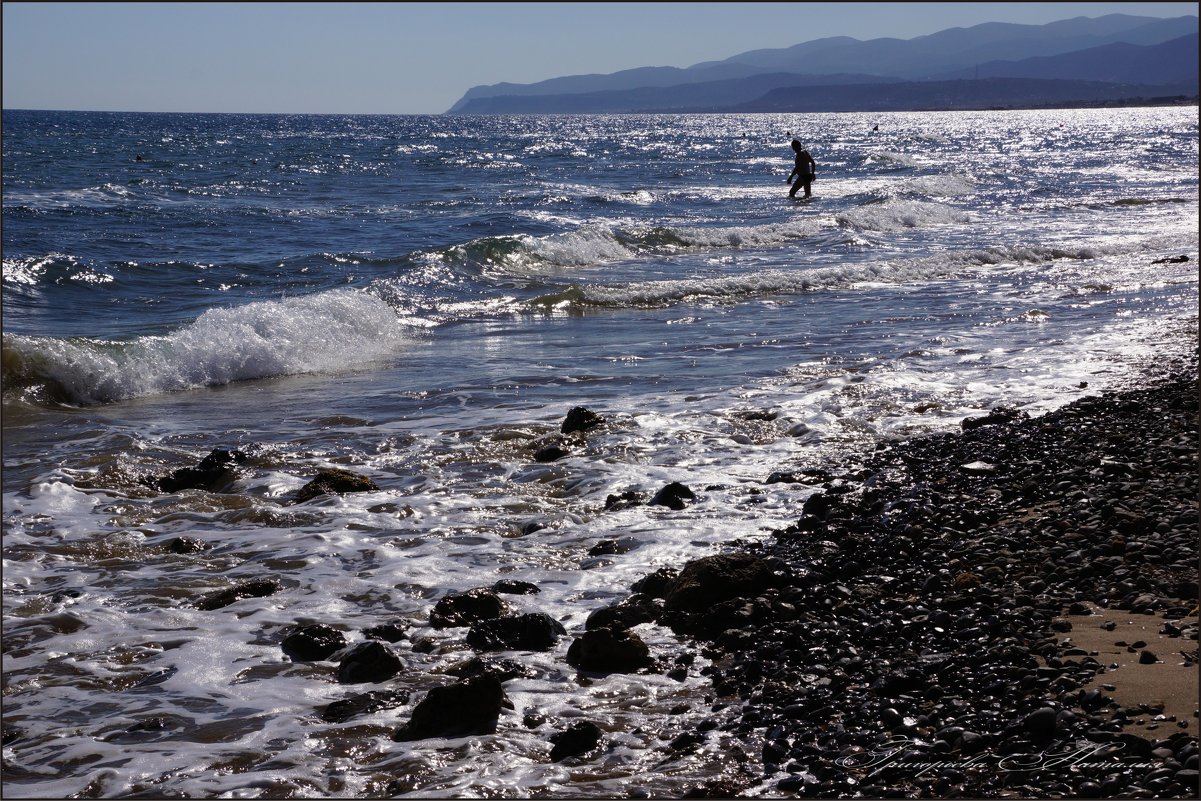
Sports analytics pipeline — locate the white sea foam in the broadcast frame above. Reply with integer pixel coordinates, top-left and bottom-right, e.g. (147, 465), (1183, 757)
(3, 290), (411, 404)
(836, 198), (972, 231)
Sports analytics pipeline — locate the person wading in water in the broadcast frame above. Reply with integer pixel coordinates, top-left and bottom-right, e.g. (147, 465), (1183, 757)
(787, 139), (816, 199)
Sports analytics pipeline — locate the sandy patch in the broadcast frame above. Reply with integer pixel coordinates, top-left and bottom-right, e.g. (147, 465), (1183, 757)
(1064, 604), (1198, 740)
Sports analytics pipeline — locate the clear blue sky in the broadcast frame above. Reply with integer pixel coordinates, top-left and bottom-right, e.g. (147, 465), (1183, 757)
(3, 2), (1196, 114)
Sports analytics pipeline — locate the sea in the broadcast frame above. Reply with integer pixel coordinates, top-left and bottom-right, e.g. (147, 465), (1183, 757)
(2, 107), (1198, 799)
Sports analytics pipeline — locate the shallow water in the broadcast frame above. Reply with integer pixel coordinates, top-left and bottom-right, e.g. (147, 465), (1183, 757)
(2, 107), (1198, 798)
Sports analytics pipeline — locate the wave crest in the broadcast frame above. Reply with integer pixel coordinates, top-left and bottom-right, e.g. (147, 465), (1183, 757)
(2, 290), (409, 405)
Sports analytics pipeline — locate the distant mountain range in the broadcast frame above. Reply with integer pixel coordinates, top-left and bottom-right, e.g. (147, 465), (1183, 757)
(446, 14), (1198, 114)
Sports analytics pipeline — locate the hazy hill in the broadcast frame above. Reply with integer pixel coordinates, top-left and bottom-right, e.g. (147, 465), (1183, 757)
(452, 72), (905, 115)
(446, 13), (1198, 114)
(933, 32), (1200, 84)
(703, 14), (1198, 79)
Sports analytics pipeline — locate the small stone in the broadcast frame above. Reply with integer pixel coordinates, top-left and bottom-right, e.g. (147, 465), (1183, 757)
(561, 407), (604, 435)
(493, 579), (540, 595)
(195, 579), (280, 611)
(549, 720), (603, 762)
(281, 624), (346, 661)
(566, 626), (653, 673)
(294, 468), (380, 503)
(648, 482), (695, 511)
(430, 588), (507, 629)
(337, 641), (404, 684)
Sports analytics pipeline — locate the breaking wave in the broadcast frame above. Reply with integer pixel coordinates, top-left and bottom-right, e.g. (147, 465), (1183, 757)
(2, 290), (410, 405)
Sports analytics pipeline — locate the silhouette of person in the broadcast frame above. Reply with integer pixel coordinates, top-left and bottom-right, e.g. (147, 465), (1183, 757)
(786, 140), (816, 198)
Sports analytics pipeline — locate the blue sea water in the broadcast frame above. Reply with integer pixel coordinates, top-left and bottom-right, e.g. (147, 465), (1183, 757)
(1, 107), (1198, 798)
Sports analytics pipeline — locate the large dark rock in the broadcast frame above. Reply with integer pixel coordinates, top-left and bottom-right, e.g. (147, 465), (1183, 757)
(151, 448), (247, 493)
(281, 623), (346, 661)
(194, 578), (280, 611)
(294, 468), (380, 503)
(549, 720), (604, 762)
(566, 626), (653, 673)
(429, 588), (508, 629)
(662, 553), (779, 613)
(336, 641), (403, 684)
(393, 674), (511, 741)
(465, 612), (566, 652)
(561, 407), (604, 435)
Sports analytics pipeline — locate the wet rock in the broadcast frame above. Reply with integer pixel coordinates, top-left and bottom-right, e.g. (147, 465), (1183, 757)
(587, 537), (638, 557)
(961, 406), (1029, 431)
(150, 448), (247, 493)
(441, 655), (536, 682)
(165, 536), (208, 554)
(533, 445), (570, 463)
(492, 579), (540, 595)
(561, 406), (604, 435)
(194, 578), (280, 611)
(585, 594), (660, 630)
(766, 469), (830, 485)
(294, 468), (380, 503)
(393, 674), (511, 741)
(321, 689), (409, 724)
(430, 588), (508, 629)
(648, 482), (695, 510)
(1023, 706), (1060, 743)
(361, 621), (408, 643)
(631, 567), (679, 598)
(281, 623), (346, 661)
(549, 720), (603, 762)
(465, 612), (566, 652)
(801, 492), (832, 519)
(605, 490), (647, 511)
(1138, 650), (1159, 664)
(336, 641), (403, 684)
(566, 626), (653, 673)
(663, 553), (779, 613)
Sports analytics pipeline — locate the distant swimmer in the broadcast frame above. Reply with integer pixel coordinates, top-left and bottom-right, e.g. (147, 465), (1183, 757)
(135, 154), (145, 162)
(872, 124), (879, 132)
(786, 139), (816, 199)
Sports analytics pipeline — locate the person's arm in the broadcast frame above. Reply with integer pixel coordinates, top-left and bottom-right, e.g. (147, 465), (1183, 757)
(806, 153), (816, 175)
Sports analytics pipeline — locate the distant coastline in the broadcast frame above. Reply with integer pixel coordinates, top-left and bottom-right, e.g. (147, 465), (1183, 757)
(447, 14), (1198, 116)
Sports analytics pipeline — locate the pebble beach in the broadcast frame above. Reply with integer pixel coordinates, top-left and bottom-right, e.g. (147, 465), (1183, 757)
(624, 344), (1200, 798)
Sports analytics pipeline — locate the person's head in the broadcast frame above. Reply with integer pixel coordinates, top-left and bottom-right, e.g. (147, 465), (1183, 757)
(791, 139), (804, 153)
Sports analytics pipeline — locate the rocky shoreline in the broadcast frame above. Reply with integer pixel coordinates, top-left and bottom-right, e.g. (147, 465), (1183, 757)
(632, 351), (1199, 798)
(22, 352), (1194, 799)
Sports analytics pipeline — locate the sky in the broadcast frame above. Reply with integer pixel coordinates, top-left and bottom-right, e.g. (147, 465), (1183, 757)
(3, 2), (1197, 115)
